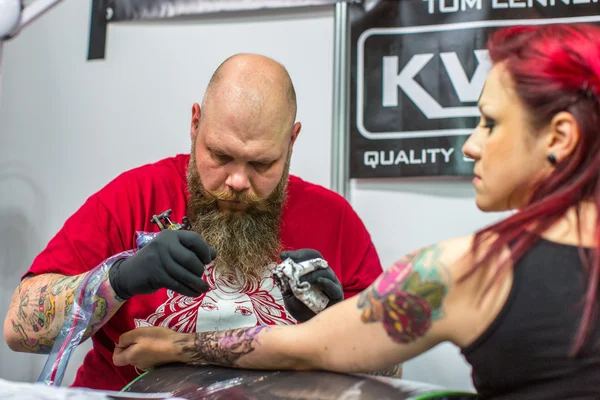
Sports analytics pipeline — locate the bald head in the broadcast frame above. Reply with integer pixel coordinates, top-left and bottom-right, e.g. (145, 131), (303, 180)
(201, 54), (297, 127)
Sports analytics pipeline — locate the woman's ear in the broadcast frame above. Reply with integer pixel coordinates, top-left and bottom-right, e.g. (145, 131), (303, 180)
(545, 111), (580, 163)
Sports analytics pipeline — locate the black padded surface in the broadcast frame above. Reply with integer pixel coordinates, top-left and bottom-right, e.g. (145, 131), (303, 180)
(123, 363), (478, 400)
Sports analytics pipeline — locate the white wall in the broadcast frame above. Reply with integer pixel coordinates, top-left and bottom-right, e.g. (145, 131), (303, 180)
(0, 0), (508, 393)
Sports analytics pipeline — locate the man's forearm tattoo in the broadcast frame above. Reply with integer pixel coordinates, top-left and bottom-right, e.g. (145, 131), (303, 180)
(10, 271), (120, 353)
(11, 320), (55, 353)
(178, 326), (268, 367)
(357, 244), (449, 344)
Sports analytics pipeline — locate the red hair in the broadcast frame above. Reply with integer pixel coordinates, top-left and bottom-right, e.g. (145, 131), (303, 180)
(466, 23), (600, 355)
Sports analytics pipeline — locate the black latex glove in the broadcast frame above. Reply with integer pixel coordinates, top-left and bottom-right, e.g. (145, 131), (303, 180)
(109, 230), (216, 300)
(279, 249), (344, 322)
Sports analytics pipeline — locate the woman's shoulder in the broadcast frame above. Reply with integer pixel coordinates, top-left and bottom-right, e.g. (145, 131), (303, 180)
(435, 231), (509, 273)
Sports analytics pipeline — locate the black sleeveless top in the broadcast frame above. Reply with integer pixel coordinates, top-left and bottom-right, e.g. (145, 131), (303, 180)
(461, 238), (600, 399)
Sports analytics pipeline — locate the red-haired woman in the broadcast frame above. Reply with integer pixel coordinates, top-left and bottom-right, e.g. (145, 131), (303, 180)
(113, 23), (600, 399)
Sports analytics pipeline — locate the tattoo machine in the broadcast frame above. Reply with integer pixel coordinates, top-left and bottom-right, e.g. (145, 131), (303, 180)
(135, 209), (192, 249)
(273, 257), (330, 314)
(150, 209), (209, 277)
(151, 209), (191, 231)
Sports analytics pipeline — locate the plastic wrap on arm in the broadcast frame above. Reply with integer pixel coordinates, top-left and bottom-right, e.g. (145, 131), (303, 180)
(37, 231), (159, 386)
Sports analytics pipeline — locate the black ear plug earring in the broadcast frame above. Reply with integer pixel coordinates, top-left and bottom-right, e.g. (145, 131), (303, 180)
(547, 154), (557, 165)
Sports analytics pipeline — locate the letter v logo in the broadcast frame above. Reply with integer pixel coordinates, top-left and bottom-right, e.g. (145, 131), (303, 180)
(382, 50), (491, 119)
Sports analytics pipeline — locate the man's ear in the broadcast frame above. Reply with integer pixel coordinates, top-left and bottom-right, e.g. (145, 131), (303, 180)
(190, 103), (202, 140)
(289, 122), (302, 148)
(545, 111), (580, 163)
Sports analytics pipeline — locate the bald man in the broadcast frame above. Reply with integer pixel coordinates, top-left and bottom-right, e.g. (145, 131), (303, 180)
(3, 54), (385, 391)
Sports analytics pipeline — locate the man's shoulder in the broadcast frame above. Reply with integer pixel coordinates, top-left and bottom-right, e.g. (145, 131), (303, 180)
(106, 154), (189, 190)
(286, 175), (352, 219)
(91, 154), (189, 210)
(123, 154), (189, 181)
(287, 175), (348, 206)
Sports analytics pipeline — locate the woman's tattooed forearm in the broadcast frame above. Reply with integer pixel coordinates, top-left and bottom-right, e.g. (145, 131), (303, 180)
(177, 326), (269, 367)
(366, 363), (403, 377)
(357, 244), (450, 344)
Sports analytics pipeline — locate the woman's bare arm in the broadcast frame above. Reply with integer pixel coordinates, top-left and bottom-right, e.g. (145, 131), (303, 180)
(114, 238), (475, 374)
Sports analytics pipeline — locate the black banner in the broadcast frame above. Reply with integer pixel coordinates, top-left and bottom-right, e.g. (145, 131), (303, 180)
(88, 0), (355, 60)
(349, 0), (600, 179)
(106, 0), (349, 20)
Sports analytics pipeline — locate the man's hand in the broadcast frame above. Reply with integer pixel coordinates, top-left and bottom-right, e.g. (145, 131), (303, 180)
(109, 230), (216, 300)
(279, 249), (344, 322)
(113, 326), (188, 370)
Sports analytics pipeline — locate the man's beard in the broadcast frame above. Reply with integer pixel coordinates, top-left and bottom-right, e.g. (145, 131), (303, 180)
(186, 144), (290, 286)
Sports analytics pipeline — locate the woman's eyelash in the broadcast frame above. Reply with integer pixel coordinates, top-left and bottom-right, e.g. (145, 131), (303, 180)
(482, 118), (496, 131)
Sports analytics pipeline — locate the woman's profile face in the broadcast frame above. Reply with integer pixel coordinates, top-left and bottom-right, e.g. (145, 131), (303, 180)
(462, 62), (553, 212)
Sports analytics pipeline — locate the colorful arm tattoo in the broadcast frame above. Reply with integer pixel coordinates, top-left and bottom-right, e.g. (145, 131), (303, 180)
(357, 244), (449, 344)
(176, 326), (269, 367)
(9, 271), (122, 354)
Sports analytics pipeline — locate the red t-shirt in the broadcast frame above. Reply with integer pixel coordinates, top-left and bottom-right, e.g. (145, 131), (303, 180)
(25, 154), (382, 391)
